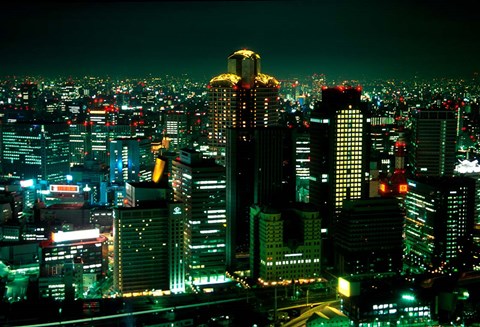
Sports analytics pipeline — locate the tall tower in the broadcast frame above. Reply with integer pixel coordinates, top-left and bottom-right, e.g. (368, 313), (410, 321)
(208, 49), (280, 159)
(408, 109), (456, 177)
(172, 149), (227, 286)
(208, 50), (285, 268)
(309, 86), (370, 265)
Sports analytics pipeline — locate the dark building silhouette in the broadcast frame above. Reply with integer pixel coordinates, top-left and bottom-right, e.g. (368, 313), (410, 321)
(408, 109), (456, 178)
(335, 197), (404, 276)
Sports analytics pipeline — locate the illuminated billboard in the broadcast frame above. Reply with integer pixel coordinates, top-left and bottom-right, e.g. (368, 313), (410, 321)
(338, 277), (360, 297)
(20, 179), (35, 188)
(52, 228), (100, 243)
(50, 185), (80, 193)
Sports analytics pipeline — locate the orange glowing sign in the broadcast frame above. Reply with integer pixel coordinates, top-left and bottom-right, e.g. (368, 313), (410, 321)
(49, 185), (80, 193)
(380, 183), (387, 193)
(399, 184), (408, 193)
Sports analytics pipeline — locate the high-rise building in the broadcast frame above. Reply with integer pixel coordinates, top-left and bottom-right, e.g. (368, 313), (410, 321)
(293, 129), (310, 203)
(69, 123), (90, 167)
(408, 109), (456, 177)
(208, 50), (285, 268)
(455, 159), (480, 225)
(335, 198), (404, 276)
(1, 122), (70, 183)
(115, 180), (184, 294)
(19, 81), (38, 110)
(109, 137), (153, 183)
(164, 110), (189, 151)
(207, 49), (280, 160)
(172, 148), (226, 286)
(404, 176), (475, 274)
(309, 86), (370, 265)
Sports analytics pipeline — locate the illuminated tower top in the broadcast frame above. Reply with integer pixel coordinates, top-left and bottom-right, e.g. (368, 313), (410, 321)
(210, 49), (279, 89)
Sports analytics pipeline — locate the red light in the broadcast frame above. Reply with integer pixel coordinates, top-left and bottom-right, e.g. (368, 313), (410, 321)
(399, 184), (408, 193)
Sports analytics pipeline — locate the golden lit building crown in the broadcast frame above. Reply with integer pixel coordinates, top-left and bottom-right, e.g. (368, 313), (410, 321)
(209, 49), (278, 88)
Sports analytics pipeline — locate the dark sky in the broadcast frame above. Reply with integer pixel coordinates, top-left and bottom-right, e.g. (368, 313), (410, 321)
(2, 0), (480, 80)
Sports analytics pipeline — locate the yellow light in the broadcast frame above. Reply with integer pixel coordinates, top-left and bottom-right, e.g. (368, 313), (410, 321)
(338, 277), (351, 297)
(152, 157), (166, 183)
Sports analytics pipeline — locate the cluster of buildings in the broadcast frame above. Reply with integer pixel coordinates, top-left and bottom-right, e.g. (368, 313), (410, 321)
(1, 50), (480, 325)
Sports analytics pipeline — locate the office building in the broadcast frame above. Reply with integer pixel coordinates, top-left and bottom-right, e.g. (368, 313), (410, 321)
(109, 137), (153, 183)
(250, 203), (322, 285)
(164, 110), (189, 151)
(335, 198), (404, 276)
(1, 122), (70, 183)
(408, 109), (456, 177)
(39, 228), (108, 300)
(172, 148), (226, 286)
(309, 86), (370, 265)
(404, 176), (475, 274)
(293, 129), (311, 203)
(207, 49), (280, 159)
(69, 123), (90, 167)
(114, 181), (185, 294)
(208, 49), (285, 268)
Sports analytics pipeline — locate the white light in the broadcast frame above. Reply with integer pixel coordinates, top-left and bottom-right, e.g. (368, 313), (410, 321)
(52, 228), (100, 243)
(20, 179), (34, 188)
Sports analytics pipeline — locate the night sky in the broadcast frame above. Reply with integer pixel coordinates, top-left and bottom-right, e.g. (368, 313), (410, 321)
(3, 0), (480, 80)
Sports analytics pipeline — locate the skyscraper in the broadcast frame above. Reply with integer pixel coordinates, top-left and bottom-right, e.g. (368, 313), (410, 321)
(1, 122), (70, 183)
(115, 181), (184, 294)
(408, 109), (456, 177)
(172, 149), (227, 286)
(114, 203), (178, 295)
(309, 86), (370, 265)
(207, 49), (280, 160)
(109, 137), (153, 184)
(404, 176), (475, 274)
(208, 49), (285, 268)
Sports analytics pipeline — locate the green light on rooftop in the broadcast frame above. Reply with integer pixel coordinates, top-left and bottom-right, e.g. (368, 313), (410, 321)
(401, 294), (415, 301)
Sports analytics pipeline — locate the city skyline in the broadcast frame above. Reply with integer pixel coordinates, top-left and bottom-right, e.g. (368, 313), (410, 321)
(3, 0), (480, 80)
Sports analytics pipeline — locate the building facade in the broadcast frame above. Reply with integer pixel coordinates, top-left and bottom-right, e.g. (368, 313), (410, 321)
(172, 148), (226, 286)
(408, 109), (456, 177)
(250, 203), (322, 285)
(1, 122), (70, 183)
(404, 176), (475, 274)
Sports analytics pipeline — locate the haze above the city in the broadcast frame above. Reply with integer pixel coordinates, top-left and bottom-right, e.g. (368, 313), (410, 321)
(3, 0), (479, 80)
